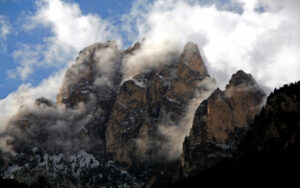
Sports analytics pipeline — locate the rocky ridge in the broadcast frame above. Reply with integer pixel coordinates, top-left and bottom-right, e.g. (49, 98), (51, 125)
(180, 70), (266, 178)
(0, 40), (269, 187)
(172, 81), (300, 186)
(106, 42), (214, 165)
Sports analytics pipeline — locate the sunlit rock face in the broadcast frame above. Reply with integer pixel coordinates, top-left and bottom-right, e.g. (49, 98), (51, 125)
(181, 70), (266, 177)
(158, 42), (210, 124)
(105, 42), (215, 165)
(105, 79), (151, 165)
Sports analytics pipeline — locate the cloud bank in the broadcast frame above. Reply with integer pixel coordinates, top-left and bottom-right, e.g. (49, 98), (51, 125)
(0, 71), (64, 132)
(125, 0), (300, 90)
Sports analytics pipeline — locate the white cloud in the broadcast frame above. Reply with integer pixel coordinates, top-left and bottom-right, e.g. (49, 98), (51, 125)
(0, 14), (11, 52)
(124, 0), (300, 90)
(8, 0), (120, 80)
(0, 15), (10, 40)
(7, 44), (43, 80)
(26, 0), (120, 50)
(0, 69), (65, 132)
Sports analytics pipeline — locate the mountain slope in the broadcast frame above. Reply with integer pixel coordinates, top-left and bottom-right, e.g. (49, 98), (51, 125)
(1, 40), (297, 188)
(172, 81), (300, 186)
(180, 70), (266, 178)
(106, 42), (214, 165)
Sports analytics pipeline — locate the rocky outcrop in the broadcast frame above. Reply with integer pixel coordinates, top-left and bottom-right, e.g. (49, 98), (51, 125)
(158, 42), (209, 123)
(56, 41), (123, 141)
(105, 42), (214, 165)
(105, 79), (152, 164)
(56, 41), (122, 107)
(181, 70), (266, 177)
(124, 42), (141, 55)
(172, 81), (300, 187)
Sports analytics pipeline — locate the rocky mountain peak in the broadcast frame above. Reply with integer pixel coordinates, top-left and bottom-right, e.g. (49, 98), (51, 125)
(80, 40), (118, 54)
(224, 70), (266, 109)
(181, 70), (266, 177)
(34, 97), (54, 107)
(56, 41), (123, 107)
(105, 42), (215, 166)
(180, 42), (208, 77)
(125, 42), (141, 55)
(226, 70), (256, 89)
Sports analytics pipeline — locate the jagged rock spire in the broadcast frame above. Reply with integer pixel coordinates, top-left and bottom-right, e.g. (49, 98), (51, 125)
(105, 42), (215, 165)
(226, 70), (257, 89)
(180, 42), (209, 77)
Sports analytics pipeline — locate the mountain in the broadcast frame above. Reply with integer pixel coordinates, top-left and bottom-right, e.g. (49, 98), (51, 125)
(179, 70), (266, 178)
(172, 81), (300, 186)
(0, 40), (298, 187)
(106, 42), (213, 166)
(0, 41), (216, 187)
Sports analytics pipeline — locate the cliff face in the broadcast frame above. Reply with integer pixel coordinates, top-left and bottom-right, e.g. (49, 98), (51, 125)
(105, 79), (151, 164)
(56, 41), (123, 140)
(158, 42), (209, 124)
(181, 70), (266, 177)
(172, 81), (300, 187)
(105, 42), (214, 165)
(0, 40), (274, 187)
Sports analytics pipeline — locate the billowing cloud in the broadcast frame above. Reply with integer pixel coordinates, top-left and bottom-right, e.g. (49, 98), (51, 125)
(158, 77), (217, 160)
(25, 0), (120, 50)
(8, 0), (120, 80)
(7, 44), (44, 80)
(0, 70), (65, 132)
(124, 0), (300, 90)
